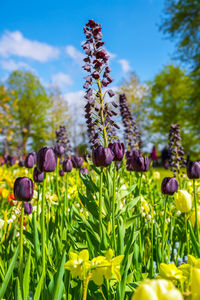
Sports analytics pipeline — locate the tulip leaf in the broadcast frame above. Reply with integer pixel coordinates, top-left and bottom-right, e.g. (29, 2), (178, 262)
(15, 277), (23, 300)
(23, 249), (31, 300)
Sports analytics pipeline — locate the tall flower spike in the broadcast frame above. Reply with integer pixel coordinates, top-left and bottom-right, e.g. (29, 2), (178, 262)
(119, 93), (141, 150)
(55, 125), (72, 157)
(168, 124), (187, 177)
(82, 20), (119, 149)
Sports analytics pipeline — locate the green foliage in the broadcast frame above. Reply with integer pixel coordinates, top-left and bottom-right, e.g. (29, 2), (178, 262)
(146, 64), (199, 155)
(6, 70), (51, 153)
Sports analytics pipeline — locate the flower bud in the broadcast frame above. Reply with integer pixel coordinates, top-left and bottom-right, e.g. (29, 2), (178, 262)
(33, 167), (44, 183)
(190, 208), (200, 228)
(187, 161), (200, 179)
(24, 202), (33, 214)
(63, 159), (73, 172)
(54, 144), (65, 158)
(174, 190), (192, 213)
(37, 147), (57, 172)
(59, 170), (65, 177)
(14, 177), (34, 202)
(71, 156), (84, 169)
(92, 145), (114, 167)
(80, 167), (89, 176)
(24, 152), (36, 168)
(108, 142), (125, 161)
(127, 155), (149, 172)
(161, 177), (178, 195)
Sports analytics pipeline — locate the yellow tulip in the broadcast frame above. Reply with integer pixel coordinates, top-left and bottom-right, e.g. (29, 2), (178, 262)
(159, 263), (183, 281)
(131, 279), (183, 300)
(174, 190), (192, 213)
(190, 208), (200, 229)
(191, 268), (200, 300)
(153, 171), (160, 181)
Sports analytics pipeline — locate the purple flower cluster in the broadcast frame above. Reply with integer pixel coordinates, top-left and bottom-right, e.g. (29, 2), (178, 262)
(55, 125), (72, 157)
(119, 93), (141, 150)
(82, 20), (119, 148)
(169, 124), (186, 176)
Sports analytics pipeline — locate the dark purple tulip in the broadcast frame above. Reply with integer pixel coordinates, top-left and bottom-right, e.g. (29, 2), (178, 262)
(24, 202), (33, 215)
(25, 152), (36, 168)
(92, 145), (114, 167)
(18, 159), (25, 167)
(37, 147), (57, 172)
(54, 144), (65, 158)
(80, 167), (89, 176)
(108, 142), (125, 161)
(14, 177), (34, 202)
(187, 161), (200, 179)
(33, 167), (44, 183)
(71, 156), (84, 169)
(59, 170), (65, 177)
(161, 177), (179, 195)
(127, 154), (149, 172)
(126, 149), (140, 159)
(63, 158), (73, 172)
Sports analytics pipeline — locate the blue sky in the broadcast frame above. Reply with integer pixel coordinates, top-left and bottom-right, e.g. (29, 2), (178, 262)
(0, 0), (174, 96)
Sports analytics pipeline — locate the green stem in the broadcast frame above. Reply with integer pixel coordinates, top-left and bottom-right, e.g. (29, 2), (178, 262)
(193, 179), (199, 243)
(97, 79), (108, 147)
(99, 170), (103, 242)
(112, 164), (117, 251)
(37, 184), (40, 220)
(41, 173), (46, 278)
(161, 195), (168, 261)
(82, 276), (90, 300)
(150, 209), (154, 277)
(19, 201), (24, 289)
(56, 157), (61, 202)
(185, 213), (189, 255)
(64, 172), (69, 222)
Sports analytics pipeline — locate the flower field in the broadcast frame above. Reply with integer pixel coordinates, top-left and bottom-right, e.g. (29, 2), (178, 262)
(0, 19), (200, 300)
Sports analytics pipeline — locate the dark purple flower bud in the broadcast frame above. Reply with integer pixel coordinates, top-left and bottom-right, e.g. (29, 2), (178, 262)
(83, 82), (89, 89)
(37, 147), (57, 172)
(83, 64), (91, 72)
(127, 154), (149, 172)
(24, 152), (36, 168)
(105, 66), (112, 73)
(80, 167), (89, 176)
(59, 169), (65, 177)
(107, 89), (115, 97)
(14, 177), (34, 202)
(85, 75), (92, 83)
(71, 156), (84, 169)
(92, 71), (100, 80)
(187, 161), (200, 179)
(63, 158), (73, 172)
(54, 144), (65, 158)
(92, 145), (114, 167)
(33, 167), (44, 183)
(18, 159), (25, 167)
(161, 177), (179, 195)
(24, 202), (33, 215)
(108, 142), (125, 161)
(101, 79), (108, 87)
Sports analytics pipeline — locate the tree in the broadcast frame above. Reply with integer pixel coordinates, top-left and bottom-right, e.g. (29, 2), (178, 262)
(48, 87), (71, 144)
(6, 70), (50, 153)
(146, 64), (198, 155)
(160, 0), (200, 139)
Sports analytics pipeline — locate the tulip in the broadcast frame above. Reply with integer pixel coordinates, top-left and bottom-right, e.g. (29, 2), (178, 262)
(174, 190), (192, 213)
(59, 170), (65, 177)
(187, 161), (200, 179)
(18, 159), (25, 167)
(191, 268), (200, 298)
(63, 158), (73, 172)
(161, 177), (178, 195)
(108, 142), (125, 161)
(24, 202), (33, 215)
(37, 147), (57, 172)
(190, 208), (200, 228)
(92, 145), (114, 167)
(33, 167), (44, 183)
(54, 144), (65, 158)
(131, 279), (183, 300)
(127, 154), (149, 172)
(71, 156), (84, 169)
(14, 177), (34, 202)
(80, 167), (89, 176)
(24, 152), (36, 168)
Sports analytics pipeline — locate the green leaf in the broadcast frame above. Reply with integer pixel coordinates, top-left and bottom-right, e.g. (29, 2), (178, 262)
(23, 249), (31, 300)
(52, 252), (66, 300)
(0, 245), (19, 299)
(15, 277), (23, 300)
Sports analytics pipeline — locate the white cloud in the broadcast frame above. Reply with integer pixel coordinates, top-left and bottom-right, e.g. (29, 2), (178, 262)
(118, 59), (131, 73)
(51, 72), (73, 88)
(65, 45), (84, 65)
(0, 30), (60, 62)
(63, 90), (85, 107)
(0, 59), (32, 71)
(106, 50), (116, 59)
